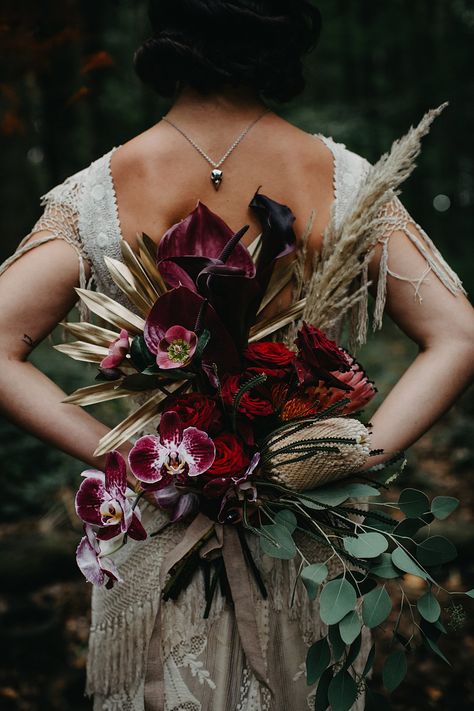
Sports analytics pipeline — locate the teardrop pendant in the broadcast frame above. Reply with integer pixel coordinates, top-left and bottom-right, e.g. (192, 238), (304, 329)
(210, 169), (223, 190)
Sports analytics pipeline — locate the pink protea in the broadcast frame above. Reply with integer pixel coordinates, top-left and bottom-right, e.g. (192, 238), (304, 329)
(75, 451), (147, 542)
(128, 410), (216, 488)
(156, 325), (197, 369)
(100, 329), (129, 369)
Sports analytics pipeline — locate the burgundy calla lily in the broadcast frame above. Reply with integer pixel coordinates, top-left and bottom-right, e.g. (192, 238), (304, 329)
(75, 451), (147, 542)
(128, 410), (216, 487)
(76, 524), (122, 588)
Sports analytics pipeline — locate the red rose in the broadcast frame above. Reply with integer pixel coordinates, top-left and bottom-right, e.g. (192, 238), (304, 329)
(294, 322), (352, 390)
(206, 432), (250, 478)
(221, 374), (274, 420)
(162, 392), (222, 433)
(202, 432), (251, 498)
(244, 342), (295, 378)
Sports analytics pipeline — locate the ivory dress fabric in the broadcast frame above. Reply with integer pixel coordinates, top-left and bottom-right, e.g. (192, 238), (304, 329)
(0, 133), (463, 711)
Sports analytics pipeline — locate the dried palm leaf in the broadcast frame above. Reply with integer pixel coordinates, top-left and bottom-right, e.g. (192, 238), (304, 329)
(247, 233), (262, 262)
(60, 321), (119, 348)
(249, 298), (306, 342)
(136, 233), (168, 295)
(256, 260), (295, 315)
(121, 237), (166, 302)
(75, 288), (145, 334)
(103, 256), (154, 314)
(63, 381), (136, 406)
(93, 383), (184, 457)
(54, 341), (109, 363)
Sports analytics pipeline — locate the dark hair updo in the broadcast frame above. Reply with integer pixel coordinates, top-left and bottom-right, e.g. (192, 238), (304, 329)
(133, 0), (322, 102)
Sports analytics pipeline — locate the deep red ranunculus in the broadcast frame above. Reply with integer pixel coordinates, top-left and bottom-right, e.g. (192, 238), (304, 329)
(294, 322), (352, 390)
(244, 342), (295, 378)
(220, 374), (274, 420)
(162, 393), (222, 434)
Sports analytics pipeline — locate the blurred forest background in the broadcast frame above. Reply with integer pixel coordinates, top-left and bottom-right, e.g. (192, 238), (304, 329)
(0, 0), (473, 709)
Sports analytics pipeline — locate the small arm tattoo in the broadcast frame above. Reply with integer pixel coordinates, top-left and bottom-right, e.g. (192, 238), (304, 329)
(22, 333), (37, 349)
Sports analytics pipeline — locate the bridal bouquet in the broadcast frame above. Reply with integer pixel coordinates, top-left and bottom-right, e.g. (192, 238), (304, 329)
(58, 194), (471, 709)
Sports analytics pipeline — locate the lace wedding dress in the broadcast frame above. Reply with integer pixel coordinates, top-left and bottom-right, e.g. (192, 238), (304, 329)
(1, 132), (463, 711)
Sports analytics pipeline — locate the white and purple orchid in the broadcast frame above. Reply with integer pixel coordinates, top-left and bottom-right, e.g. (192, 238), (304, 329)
(100, 328), (129, 370)
(75, 451), (147, 541)
(76, 524), (122, 588)
(128, 410), (216, 489)
(156, 324), (197, 369)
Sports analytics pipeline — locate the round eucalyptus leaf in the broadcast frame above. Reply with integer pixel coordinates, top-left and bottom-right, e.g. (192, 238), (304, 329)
(393, 517), (426, 538)
(431, 496), (459, 520)
(314, 666), (333, 711)
(306, 636), (331, 685)
(417, 536), (457, 567)
(417, 591), (441, 623)
(362, 643), (376, 678)
(370, 553), (401, 579)
(466, 589), (474, 598)
(339, 611), (361, 645)
(320, 578), (357, 625)
(260, 523), (296, 560)
(383, 650), (407, 692)
(328, 669), (358, 711)
(274, 509), (297, 533)
(398, 488), (430, 518)
(343, 532), (388, 559)
(391, 547), (430, 580)
(301, 563), (328, 600)
(362, 586), (392, 628)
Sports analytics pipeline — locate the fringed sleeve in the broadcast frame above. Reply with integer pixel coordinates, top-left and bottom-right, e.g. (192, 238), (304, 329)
(0, 169), (94, 321)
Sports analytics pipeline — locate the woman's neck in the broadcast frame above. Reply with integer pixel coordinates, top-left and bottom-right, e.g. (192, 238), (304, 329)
(164, 85), (269, 127)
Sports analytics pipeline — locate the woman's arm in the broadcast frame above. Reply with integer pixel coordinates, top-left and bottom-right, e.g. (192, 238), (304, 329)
(365, 220), (474, 464)
(0, 233), (136, 483)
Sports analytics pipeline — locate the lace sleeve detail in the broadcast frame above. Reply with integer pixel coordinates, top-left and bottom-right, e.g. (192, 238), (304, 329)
(0, 166), (93, 320)
(370, 195), (465, 331)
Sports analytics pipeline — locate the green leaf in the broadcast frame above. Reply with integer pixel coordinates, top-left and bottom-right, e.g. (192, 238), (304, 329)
(383, 650), (407, 692)
(301, 563), (328, 600)
(343, 532), (388, 559)
(362, 586), (392, 628)
(466, 589), (474, 598)
(130, 334), (155, 370)
(370, 553), (401, 579)
(417, 591), (441, 623)
(417, 536), (457, 566)
(431, 496), (459, 520)
(393, 517), (427, 538)
(319, 579), (357, 625)
(314, 667), (333, 710)
(344, 634), (362, 669)
(300, 483), (380, 510)
(391, 547), (431, 580)
(328, 669), (358, 711)
(328, 624), (346, 662)
(274, 509), (297, 533)
(339, 611), (361, 645)
(195, 329), (211, 358)
(306, 636), (331, 685)
(424, 636), (451, 665)
(260, 524), (296, 560)
(398, 488), (430, 518)
(362, 643), (376, 678)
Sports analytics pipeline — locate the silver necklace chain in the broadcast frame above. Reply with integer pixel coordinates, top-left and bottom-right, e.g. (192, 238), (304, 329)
(162, 109), (270, 169)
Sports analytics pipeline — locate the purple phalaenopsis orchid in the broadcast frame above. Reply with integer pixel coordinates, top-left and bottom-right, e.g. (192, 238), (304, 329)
(146, 483), (200, 523)
(128, 410), (216, 488)
(75, 451), (147, 542)
(76, 524), (122, 588)
(156, 325), (197, 369)
(100, 329), (129, 370)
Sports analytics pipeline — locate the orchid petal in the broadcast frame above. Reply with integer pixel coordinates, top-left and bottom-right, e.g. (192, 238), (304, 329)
(152, 483), (181, 510)
(170, 493), (199, 522)
(75, 475), (106, 525)
(128, 435), (168, 484)
(76, 533), (104, 586)
(178, 426), (216, 476)
(127, 513), (148, 541)
(104, 451), (127, 498)
(159, 410), (183, 449)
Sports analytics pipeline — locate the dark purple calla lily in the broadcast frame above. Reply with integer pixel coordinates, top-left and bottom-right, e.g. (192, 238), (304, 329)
(76, 524), (122, 587)
(129, 410), (216, 487)
(75, 451), (147, 542)
(249, 192), (297, 291)
(144, 285), (240, 372)
(217, 452), (261, 523)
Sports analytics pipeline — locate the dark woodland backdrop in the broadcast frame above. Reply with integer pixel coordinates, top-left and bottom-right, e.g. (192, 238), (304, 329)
(0, 1), (473, 709)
